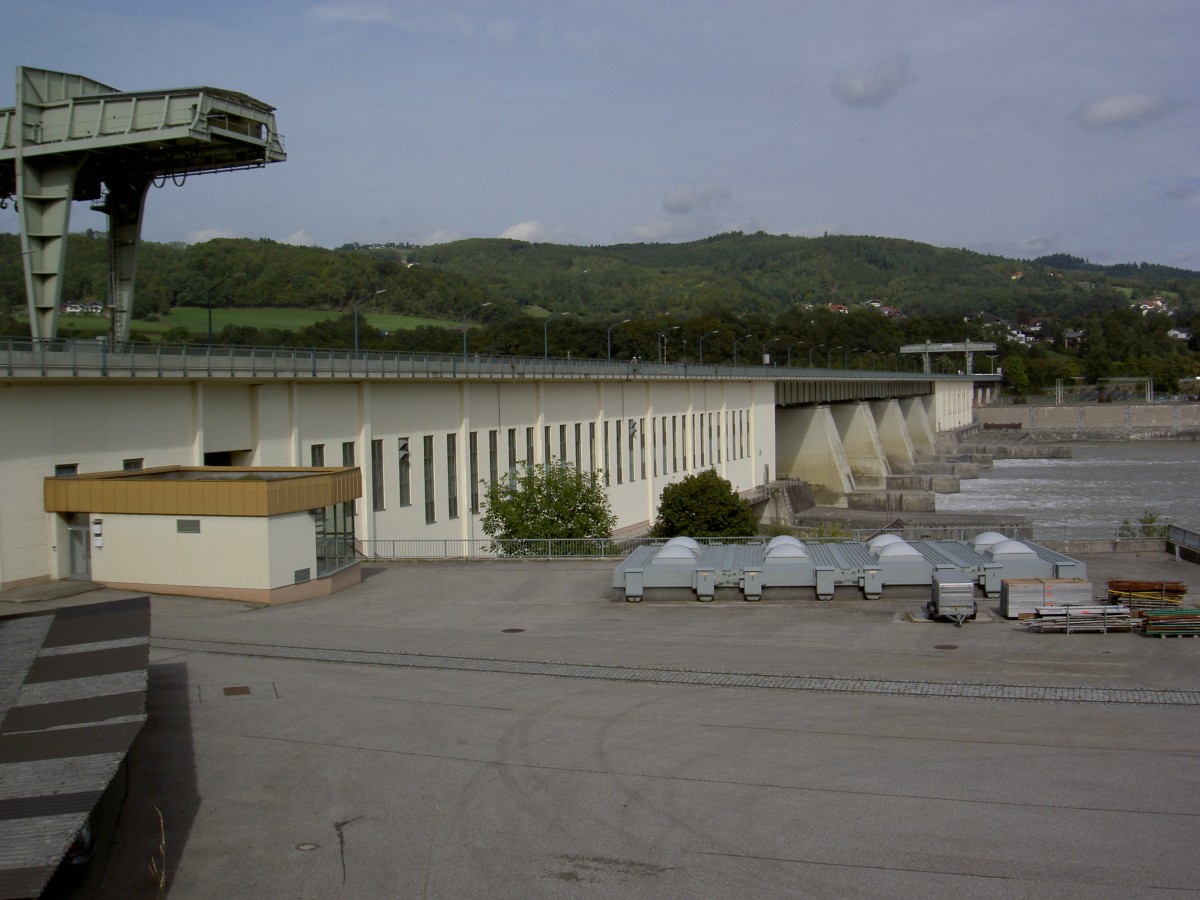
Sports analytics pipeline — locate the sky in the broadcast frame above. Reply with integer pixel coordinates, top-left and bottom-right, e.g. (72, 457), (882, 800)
(3, 0), (1198, 267)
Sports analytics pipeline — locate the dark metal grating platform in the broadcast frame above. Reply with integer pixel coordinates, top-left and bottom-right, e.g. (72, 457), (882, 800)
(0, 597), (149, 899)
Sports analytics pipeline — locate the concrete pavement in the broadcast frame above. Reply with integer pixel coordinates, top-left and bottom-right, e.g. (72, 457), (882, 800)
(14, 551), (1200, 899)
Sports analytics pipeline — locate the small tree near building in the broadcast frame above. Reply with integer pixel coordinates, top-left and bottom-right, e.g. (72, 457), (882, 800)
(481, 461), (616, 553)
(652, 468), (757, 538)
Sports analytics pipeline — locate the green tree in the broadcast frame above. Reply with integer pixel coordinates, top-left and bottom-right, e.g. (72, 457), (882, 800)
(480, 461), (616, 553)
(652, 469), (757, 538)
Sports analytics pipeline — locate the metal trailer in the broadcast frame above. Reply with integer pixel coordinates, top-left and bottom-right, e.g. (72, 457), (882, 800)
(927, 568), (978, 625)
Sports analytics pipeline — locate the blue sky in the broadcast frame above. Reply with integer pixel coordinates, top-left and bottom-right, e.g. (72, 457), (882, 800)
(4, 0), (1198, 266)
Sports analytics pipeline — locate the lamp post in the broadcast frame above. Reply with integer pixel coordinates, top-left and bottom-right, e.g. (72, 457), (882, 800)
(762, 337), (781, 365)
(606, 318), (631, 361)
(698, 330), (720, 365)
(656, 326), (680, 364)
(462, 302), (492, 359)
(785, 342), (801, 367)
(543, 311), (571, 359)
(732, 333), (753, 365)
(205, 271), (246, 345)
(352, 288), (387, 355)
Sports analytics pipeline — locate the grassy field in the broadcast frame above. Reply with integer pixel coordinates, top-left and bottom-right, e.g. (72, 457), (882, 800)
(47, 307), (459, 338)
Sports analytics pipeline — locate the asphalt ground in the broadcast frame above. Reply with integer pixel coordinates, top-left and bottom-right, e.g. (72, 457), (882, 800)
(7, 549), (1199, 900)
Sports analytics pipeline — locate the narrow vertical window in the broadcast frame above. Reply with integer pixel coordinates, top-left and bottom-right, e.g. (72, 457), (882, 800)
(652, 417), (658, 476)
(588, 422), (596, 473)
(310, 444), (325, 467)
(574, 423), (582, 473)
(661, 418), (668, 474)
(488, 430), (498, 486)
(559, 424), (567, 462)
(507, 428), (517, 476)
(342, 441), (355, 468)
(423, 435), (435, 524)
(544, 425), (551, 463)
(627, 419), (636, 483)
(671, 416), (678, 473)
(371, 438), (385, 511)
(681, 415), (688, 470)
(398, 438), (412, 507)
(639, 417), (646, 479)
(446, 433), (458, 519)
(615, 420), (623, 485)
(525, 427), (534, 466)
(603, 421), (611, 486)
(469, 431), (480, 514)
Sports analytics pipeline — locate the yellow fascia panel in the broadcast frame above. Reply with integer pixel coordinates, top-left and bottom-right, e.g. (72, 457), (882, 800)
(44, 467), (361, 517)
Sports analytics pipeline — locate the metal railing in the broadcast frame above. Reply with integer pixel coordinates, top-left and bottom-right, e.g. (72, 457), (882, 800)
(0, 337), (958, 383)
(355, 523), (1178, 560)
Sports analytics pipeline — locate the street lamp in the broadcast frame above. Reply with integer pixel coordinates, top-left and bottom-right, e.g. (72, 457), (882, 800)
(762, 337), (781, 365)
(656, 325), (680, 364)
(352, 288), (387, 355)
(732, 333), (754, 365)
(606, 318), (631, 361)
(543, 311), (571, 359)
(462, 302), (492, 359)
(698, 330), (720, 365)
(205, 271), (246, 345)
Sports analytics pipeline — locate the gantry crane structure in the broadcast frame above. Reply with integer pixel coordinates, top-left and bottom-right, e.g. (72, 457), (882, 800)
(1, 67), (285, 340)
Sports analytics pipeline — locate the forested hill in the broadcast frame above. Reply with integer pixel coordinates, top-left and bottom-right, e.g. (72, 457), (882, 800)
(411, 232), (1200, 320)
(2, 230), (1196, 325)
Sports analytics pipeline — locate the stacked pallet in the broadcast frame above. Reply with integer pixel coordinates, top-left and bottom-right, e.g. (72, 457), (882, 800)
(1107, 580), (1189, 614)
(1001, 578), (1095, 619)
(1141, 608), (1200, 638)
(1023, 605), (1134, 633)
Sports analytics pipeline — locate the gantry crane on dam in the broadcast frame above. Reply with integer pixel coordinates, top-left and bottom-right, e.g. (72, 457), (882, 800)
(1, 66), (285, 341)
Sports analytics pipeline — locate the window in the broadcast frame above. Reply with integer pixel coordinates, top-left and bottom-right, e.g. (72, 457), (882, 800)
(574, 423), (582, 473)
(588, 422), (596, 473)
(398, 438), (412, 507)
(489, 430), (498, 485)
(661, 418), (668, 474)
(54, 463), (78, 478)
(310, 444), (325, 467)
(615, 420), (622, 485)
(342, 441), (355, 467)
(525, 427), (534, 466)
(544, 425), (551, 463)
(639, 418), (646, 479)
(628, 419), (636, 482)
(699, 414), (705, 466)
(603, 420), (611, 486)
(716, 415), (722, 463)
(469, 431), (480, 514)
(371, 439), (385, 511)
(651, 418), (657, 476)
(559, 424), (567, 462)
(681, 415), (688, 470)
(507, 428), (517, 476)
(123, 458), (144, 471)
(423, 435), (435, 523)
(176, 519), (200, 534)
(447, 433), (458, 519)
(671, 416), (678, 473)
(739, 410), (745, 458)
(315, 502), (355, 576)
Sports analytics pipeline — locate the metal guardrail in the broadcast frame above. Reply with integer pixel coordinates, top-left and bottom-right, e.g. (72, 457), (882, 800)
(1168, 524), (1200, 553)
(0, 337), (960, 383)
(357, 524), (1164, 560)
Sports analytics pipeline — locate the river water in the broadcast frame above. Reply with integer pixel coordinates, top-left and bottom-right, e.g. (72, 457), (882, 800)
(934, 441), (1199, 532)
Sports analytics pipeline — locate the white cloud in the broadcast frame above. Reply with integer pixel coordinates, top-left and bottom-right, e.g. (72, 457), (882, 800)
(1070, 92), (1174, 130)
(830, 53), (913, 108)
(422, 229), (463, 245)
(184, 227), (238, 244)
(663, 185), (731, 215)
(498, 221), (568, 243)
(283, 229), (315, 246)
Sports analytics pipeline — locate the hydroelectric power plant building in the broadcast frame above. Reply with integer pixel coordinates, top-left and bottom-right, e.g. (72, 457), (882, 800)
(0, 341), (992, 601)
(1, 66), (999, 602)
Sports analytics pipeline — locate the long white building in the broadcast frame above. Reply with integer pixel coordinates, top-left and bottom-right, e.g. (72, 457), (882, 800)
(0, 341), (984, 600)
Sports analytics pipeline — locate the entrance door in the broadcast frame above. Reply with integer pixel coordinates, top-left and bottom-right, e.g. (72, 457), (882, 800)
(67, 522), (91, 579)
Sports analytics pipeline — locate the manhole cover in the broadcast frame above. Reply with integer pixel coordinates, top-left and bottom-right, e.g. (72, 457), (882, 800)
(502, 628), (525, 633)
(933, 644), (959, 650)
(296, 843), (319, 852)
